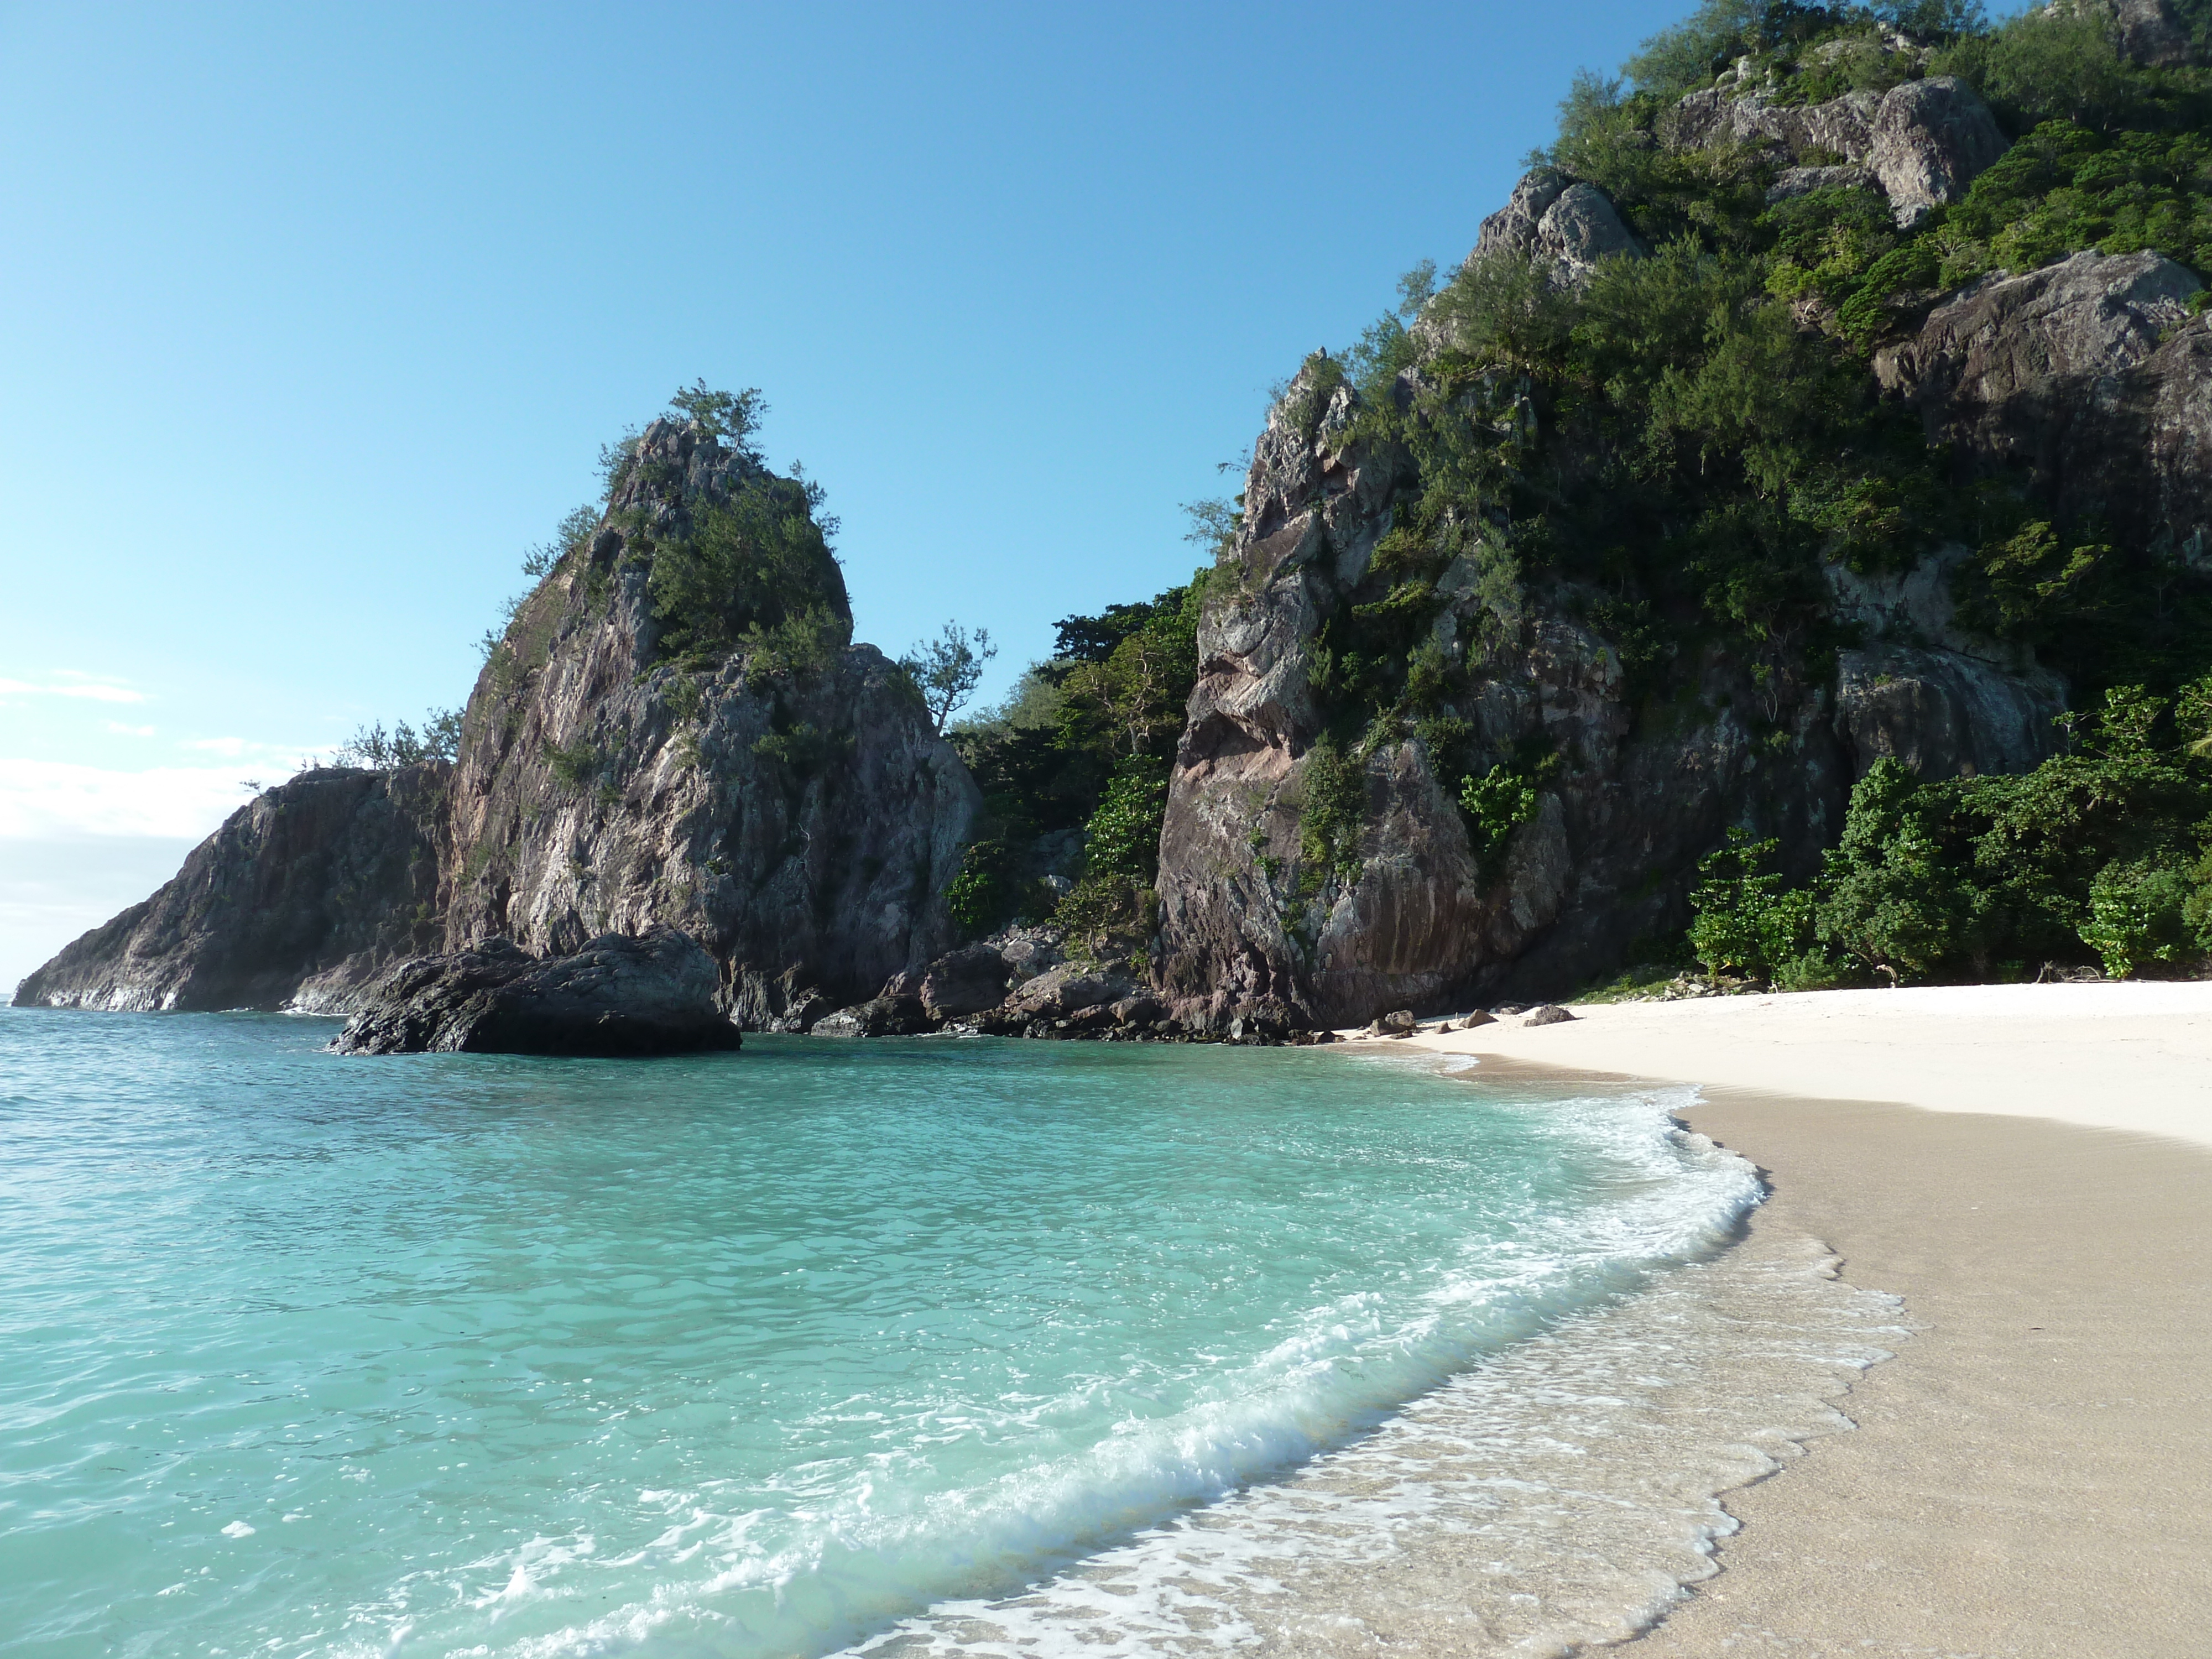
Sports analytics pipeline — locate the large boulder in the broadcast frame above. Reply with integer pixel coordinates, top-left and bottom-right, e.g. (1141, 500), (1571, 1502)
(1835, 646), (2068, 781)
(13, 765), (448, 1014)
(810, 993), (930, 1037)
(1867, 77), (2011, 227)
(1473, 169), (1646, 287)
(917, 943), (1011, 1020)
(332, 927), (743, 1056)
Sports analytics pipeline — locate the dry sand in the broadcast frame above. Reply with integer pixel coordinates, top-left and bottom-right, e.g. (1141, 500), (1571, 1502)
(1359, 984), (2212, 1655)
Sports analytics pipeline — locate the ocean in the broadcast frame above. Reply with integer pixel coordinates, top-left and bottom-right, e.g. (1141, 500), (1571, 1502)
(0, 1007), (1896, 1658)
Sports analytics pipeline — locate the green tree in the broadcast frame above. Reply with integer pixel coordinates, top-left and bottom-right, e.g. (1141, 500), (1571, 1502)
(1689, 827), (1819, 982)
(901, 623), (998, 734)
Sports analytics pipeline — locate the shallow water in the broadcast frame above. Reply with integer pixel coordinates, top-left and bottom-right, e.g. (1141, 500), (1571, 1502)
(0, 1009), (1891, 1658)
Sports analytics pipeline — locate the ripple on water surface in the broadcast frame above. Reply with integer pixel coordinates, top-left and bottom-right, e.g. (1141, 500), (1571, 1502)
(0, 1010), (1894, 1658)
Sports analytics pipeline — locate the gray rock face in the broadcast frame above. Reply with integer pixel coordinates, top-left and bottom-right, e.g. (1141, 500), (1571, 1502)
(2059, 0), (2196, 67)
(1473, 169), (1646, 286)
(332, 927), (743, 1056)
(443, 419), (979, 1028)
(1670, 76), (2006, 226)
(1835, 645), (2068, 780)
(19, 419), (980, 1030)
(14, 766), (447, 1012)
(1822, 547), (2068, 781)
(1767, 163), (1880, 204)
(1877, 250), (2212, 566)
(1869, 77), (2012, 226)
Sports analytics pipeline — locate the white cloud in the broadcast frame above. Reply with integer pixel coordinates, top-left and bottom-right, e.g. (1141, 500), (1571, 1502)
(0, 675), (149, 705)
(105, 722), (157, 737)
(0, 759), (260, 840)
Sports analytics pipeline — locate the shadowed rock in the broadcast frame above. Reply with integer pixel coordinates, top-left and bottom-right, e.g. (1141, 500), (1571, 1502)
(918, 943), (1012, 1021)
(332, 927), (742, 1056)
(811, 994), (929, 1037)
(14, 766), (447, 1014)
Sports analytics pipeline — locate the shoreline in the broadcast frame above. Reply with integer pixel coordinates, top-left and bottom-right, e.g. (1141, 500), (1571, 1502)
(1365, 985), (2212, 1655)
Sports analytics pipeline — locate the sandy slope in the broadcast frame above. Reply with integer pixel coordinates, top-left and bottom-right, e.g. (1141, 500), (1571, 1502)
(1355, 983), (2212, 1656)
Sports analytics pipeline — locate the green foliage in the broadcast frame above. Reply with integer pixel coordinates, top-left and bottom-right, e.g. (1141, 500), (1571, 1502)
(1297, 736), (1369, 885)
(1709, 684), (2212, 982)
(1181, 496), (1244, 559)
(1812, 757), (1980, 974)
(1458, 753), (1554, 881)
(543, 737), (601, 789)
(523, 504), (599, 578)
(335, 708), (462, 769)
(947, 576), (1210, 942)
(648, 475), (851, 671)
(1057, 759), (1170, 932)
(900, 623), (997, 734)
(1689, 827), (1821, 981)
(2080, 857), (2207, 977)
(1935, 119), (2212, 284)
(946, 838), (1052, 935)
(666, 380), (766, 452)
(1055, 580), (1203, 762)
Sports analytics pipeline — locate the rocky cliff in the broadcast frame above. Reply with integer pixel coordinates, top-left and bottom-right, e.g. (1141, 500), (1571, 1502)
(17, 419), (977, 1022)
(436, 418), (977, 1027)
(1149, 65), (2169, 1030)
(25, 8), (2212, 1035)
(15, 765), (447, 1011)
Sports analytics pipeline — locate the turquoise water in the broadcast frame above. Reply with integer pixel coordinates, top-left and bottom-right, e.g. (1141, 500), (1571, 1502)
(0, 1008), (1760, 1658)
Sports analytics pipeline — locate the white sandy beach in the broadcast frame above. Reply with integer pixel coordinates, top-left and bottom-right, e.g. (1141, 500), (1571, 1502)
(1389, 980), (2212, 1147)
(1354, 982), (2212, 1655)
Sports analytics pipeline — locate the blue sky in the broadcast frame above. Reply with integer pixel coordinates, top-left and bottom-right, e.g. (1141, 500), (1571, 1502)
(0, 0), (1700, 986)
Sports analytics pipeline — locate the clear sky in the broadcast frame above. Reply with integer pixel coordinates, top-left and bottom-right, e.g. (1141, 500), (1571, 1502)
(0, 0), (1700, 988)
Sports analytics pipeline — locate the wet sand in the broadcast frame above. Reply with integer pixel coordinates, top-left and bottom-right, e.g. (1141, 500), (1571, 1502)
(1373, 984), (2212, 1655)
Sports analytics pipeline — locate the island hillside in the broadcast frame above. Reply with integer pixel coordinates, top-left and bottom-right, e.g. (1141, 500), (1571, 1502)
(20, 0), (2212, 1035)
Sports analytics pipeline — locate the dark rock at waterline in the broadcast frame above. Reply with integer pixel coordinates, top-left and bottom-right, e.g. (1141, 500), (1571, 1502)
(812, 994), (931, 1037)
(919, 943), (1013, 1021)
(332, 927), (742, 1056)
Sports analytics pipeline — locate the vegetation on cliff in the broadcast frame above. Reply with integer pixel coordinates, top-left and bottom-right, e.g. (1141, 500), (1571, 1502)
(947, 573), (1206, 940)
(1693, 676), (2212, 983)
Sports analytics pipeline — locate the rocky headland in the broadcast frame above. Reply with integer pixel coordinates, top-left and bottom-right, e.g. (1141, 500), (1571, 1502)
(22, 1), (2212, 1039)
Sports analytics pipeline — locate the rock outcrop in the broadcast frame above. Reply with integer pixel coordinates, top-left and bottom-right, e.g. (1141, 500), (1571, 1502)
(17, 419), (978, 1025)
(332, 927), (743, 1056)
(1149, 264), (2095, 1026)
(1879, 249), (2212, 570)
(1474, 169), (1647, 286)
(14, 766), (447, 1011)
(2061, 0), (2197, 68)
(1824, 546), (2068, 781)
(1671, 75), (2007, 226)
(439, 419), (979, 1027)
